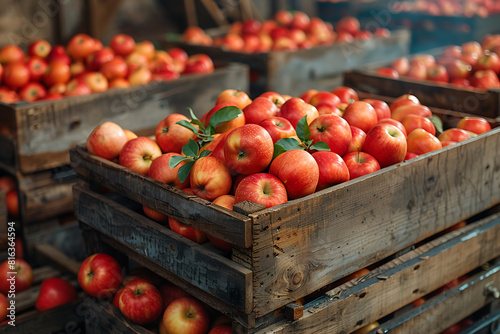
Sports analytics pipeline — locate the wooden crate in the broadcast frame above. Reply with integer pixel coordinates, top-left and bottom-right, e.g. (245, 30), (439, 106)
(0, 63), (248, 174)
(79, 207), (500, 333)
(71, 121), (500, 329)
(343, 64), (500, 119)
(162, 29), (410, 98)
(0, 265), (84, 334)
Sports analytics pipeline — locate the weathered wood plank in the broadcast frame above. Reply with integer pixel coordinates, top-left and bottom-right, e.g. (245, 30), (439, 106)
(254, 213), (500, 333)
(34, 243), (81, 276)
(73, 185), (253, 314)
(248, 126), (500, 316)
(71, 146), (252, 248)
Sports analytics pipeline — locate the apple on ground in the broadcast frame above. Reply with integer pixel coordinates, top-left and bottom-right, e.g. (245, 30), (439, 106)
(190, 157), (232, 201)
(342, 152), (381, 179)
(234, 173), (287, 208)
(308, 114), (352, 156)
(78, 253), (123, 299)
(269, 149), (319, 200)
(119, 279), (163, 324)
(162, 297), (210, 334)
(35, 277), (78, 311)
(0, 259), (33, 295)
(312, 151), (350, 191)
(119, 137), (162, 175)
(363, 124), (407, 168)
(406, 129), (442, 155)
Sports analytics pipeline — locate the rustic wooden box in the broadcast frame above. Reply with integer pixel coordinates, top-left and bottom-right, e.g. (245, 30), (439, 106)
(71, 122), (500, 329)
(343, 67), (500, 119)
(79, 208), (500, 334)
(162, 29), (410, 98)
(0, 63), (248, 174)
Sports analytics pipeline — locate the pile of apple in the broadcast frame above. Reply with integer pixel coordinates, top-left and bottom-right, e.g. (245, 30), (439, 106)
(391, 0), (500, 17)
(0, 33), (215, 104)
(86, 86), (492, 252)
(77, 253), (231, 333)
(377, 34), (500, 89)
(180, 11), (390, 53)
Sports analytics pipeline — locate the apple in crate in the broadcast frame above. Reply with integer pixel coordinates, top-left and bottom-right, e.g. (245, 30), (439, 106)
(119, 279), (163, 324)
(216, 89), (252, 110)
(156, 114), (198, 154)
(235, 173), (287, 208)
(149, 153), (190, 189)
(87, 121), (128, 160)
(35, 277), (78, 311)
(391, 104), (432, 122)
(343, 152), (380, 180)
(259, 117), (297, 144)
(363, 99), (391, 120)
(406, 129), (442, 155)
(28, 39), (52, 58)
(243, 97), (279, 125)
(309, 114), (352, 156)
(119, 137), (162, 175)
(110, 33), (135, 57)
(0, 259), (33, 295)
(190, 157), (232, 201)
(346, 126), (367, 154)
(438, 128), (470, 143)
(342, 101), (378, 134)
(312, 151), (350, 191)
(280, 97), (319, 128)
(163, 297), (210, 334)
(331, 86), (359, 104)
(363, 124), (407, 168)
(209, 325), (232, 334)
(159, 283), (191, 311)
(207, 195), (236, 252)
(457, 116), (492, 134)
(78, 253), (122, 299)
(183, 54), (214, 75)
(205, 103), (246, 133)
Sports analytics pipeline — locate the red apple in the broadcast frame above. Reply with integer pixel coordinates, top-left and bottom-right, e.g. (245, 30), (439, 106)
(457, 116), (491, 134)
(376, 67), (399, 78)
(159, 284), (191, 311)
(450, 78), (472, 88)
(390, 94), (420, 111)
(190, 157), (232, 201)
(183, 54), (214, 75)
(64, 79), (92, 97)
(119, 137), (162, 175)
(67, 33), (96, 59)
(216, 89), (252, 110)
(0, 259), (33, 295)
(312, 151), (350, 191)
(343, 152), (381, 179)
(0, 176), (15, 194)
(269, 150), (319, 200)
(101, 56), (128, 80)
(426, 64), (449, 83)
(44, 60), (71, 86)
(110, 34), (136, 57)
(143, 205), (168, 223)
(35, 277), (78, 311)
(243, 97), (280, 124)
(119, 279), (163, 324)
(19, 82), (47, 102)
(274, 10), (293, 26)
(335, 16), (360, 36)
(402, 114), (436, 136)
(462, 41), (483, 55)
(206, 195), (235, 252)
(259, 116), (297, 143)
(259, 91), (286, 109)
(405, 152), (419, 160)
(363, 124), (407, 168)
(342, 101), (378, 134)
(346, 126), (367, 154)
(406, 59), (427, 80)
(446, 59), (472, 81)
(280, 97), (319, 127)
(86, 121), (128, 160)
(204, 102), (246, 133)
(391, 57), (410, 76)
(169, 215), (207, 244)
(6, 190), (18, 217)
(309, 91), (342, 110)
(109, 78), (130, 89)
(406, 129), (442, 155)
(208, 325), (233, 334)
(3, 62), (30, 90)
(162, 297), (210, 334)
(224, 124), (274, 175)
(149, 153), (190, 189)
(155, 114), (198, 154)
(234, 173), (287, 208)
(128, 66), (152, 86)
(78, 253), (122, 299)
(474, 51), (500, 73)
(331, 86), (359, 104)
(308, 114), (352, 156)
(26, 56), (48, 81)
(299, 89), (319, 103)
(336, 31), (354, 43)
(391, 104), (432, 122)
(0, 45), (24, 64)
(47, 45), (71, 65)
(470, 69), (500, 89)
(363, 99), (391, 120)
(438, 128), (470, 143)
(412, 54), (436, 68)
(135, 41), (156, 60)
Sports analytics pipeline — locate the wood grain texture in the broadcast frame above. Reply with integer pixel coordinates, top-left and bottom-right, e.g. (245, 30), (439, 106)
(34, 243), (81, 275)
(253, 213), (500, 333)
(0, 63), (248, 174)
(248, 127), (500, 316)
(73, 185), (253, 314)
(71, 146), (252, 248)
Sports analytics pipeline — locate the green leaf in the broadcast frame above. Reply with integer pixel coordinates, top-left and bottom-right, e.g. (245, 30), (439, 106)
(188, 108), (204, 127)
(275, 137), (303, 151)
(273, 145), (287, 159)
(206, 125), (216, 136)
(296, 116), (311, 142)
(169, 155), (188, 168)
(199, 150), (212, 158)
(310, 141), (331, 151)
(208, 106), (242, 129)
(177, 161), (194, 183)
(176, 120), (199, 134)
(182, 139), (199, 158)
(427, 115), (443, 135)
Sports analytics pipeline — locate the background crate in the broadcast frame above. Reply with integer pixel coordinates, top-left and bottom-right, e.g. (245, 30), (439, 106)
(0, 62), (248, 174)
(163, 29), (410, 98)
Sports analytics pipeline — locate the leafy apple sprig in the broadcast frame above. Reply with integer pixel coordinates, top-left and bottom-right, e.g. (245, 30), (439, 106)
(168, 139), (211, 183)
(273, 116), (331, 158)
(176, 106), (242, 149)
(427, 115), (443, 136)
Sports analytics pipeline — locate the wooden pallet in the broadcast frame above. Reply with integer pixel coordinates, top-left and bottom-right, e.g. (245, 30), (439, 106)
(0, 62), (248, 174)
(163, 29), (410, 97)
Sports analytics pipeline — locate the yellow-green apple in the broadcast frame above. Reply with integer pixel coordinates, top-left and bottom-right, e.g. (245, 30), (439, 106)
(208, 325), (232, 334)
(426, 64), (449, 83)
(0, 259), (33, 295)
(363, 98), (391, 120)
(391, 104), (432, 122)
(402, 114), (436, 136)
(86, 121), (128, 160)
(342, 101), (378, 134)
(243, 97), (280, 124)
(457, 116), (491, 134)
(335, 16), (360, 36)
(207, 195), (235, 251)
(119, 137), (162, 175)
(135, 41), (156, 60)
(163, 297), (210, 334)
(259, 91), (286, 109)
(390, 94), (420, 111)
(446, 59), (472, 81)
(110, 34), (136, 57)
(119, 279), (163, 324)
(78, 253), (122, 299)
(406, 128), (442, 155)
(331, 86), (359, 104)
(64, 79), (92, 97)
(183, 54), (214, 75)
(376, 67), (399, 78)
(224, 124), (274, 175)
(308, 114), (352, 156)
(35, 277), (78, 311)
(312, 151), (350, 191)
(280, 97), (319, 127)
(406, 59), (427, 80)
(234, 173), (287, 208)
(159, 284), (190, 312)
(124, 129), (138, 141)
(143, 205), (168, 223)
(363, 124), (407, 168)
(342, 152), (381, 179)
(438, 128), (471, 142)
(299, 89), (319, 103)
(346, 126), (367, 154)
(269, 149), (319, 200)
(391, 57), (410, 75)
(405, 152), (419, 160)
(128, 66), (152, 86)
(190, 157), (232, 201)
(28, 39), (51, 58)
(0, 293), (7, 322)
(215, 89), (252, 110)
(259, 116), (297, 143)
(156, 114), (198, 154)
(101, 56), (128, 80)
(149, 153), (190, 189)
(470, 70), (500, 88)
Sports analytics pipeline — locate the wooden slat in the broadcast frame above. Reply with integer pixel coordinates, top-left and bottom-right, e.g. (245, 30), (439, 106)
(248, 127), (500, 316)
(34, 243), (81, 276)
(254, 213), (500, 333)
(71, 146), (252, 248)
(73, 185), (253, 314)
